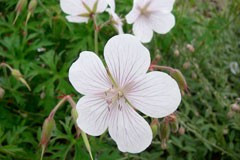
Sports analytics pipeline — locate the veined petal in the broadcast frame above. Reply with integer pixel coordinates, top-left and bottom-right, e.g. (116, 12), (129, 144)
(149, 0), (175, 13)
(133, 16), (153, 43)
(69, 51), (111, 95)
(108, 101), (152, 153)
(76, 96), (110, 136)
(125, 8), (140, 24)
(150, 12), (175, 34)
(104, 34), (150, 88)
(66, 15), (89, 23)
(126, 71), (181, 118)
(60, 0), (86, 15)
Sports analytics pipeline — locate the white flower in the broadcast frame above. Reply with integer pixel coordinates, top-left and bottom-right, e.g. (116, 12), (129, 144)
(60, 0), (108, 23)
(69, 34), (181, 153)
(106, 0), (124, 34)
(126, 0), (175, 43)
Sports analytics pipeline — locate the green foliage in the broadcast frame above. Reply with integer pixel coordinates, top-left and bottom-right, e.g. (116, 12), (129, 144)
(0, 0), (240, 159)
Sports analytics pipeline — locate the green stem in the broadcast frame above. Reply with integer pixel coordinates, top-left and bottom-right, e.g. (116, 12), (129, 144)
(49, 96), (68, 119)
(151, 65), (175, 73)
(93, 15), (99, 54)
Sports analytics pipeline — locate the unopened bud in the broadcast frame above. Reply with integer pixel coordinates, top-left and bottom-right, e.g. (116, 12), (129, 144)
(0, 87), (5, 99)
(170, 119), (179, 133)
(155, 54), (161, 61)
(11, 69), (31, 91)
(231, 103), (240, 112)
(178, 127), (185, 135)
(28, 0), (38, 13)
(14, 0), (27, 24)
(174, 49), (180, 57)
(40, 117), (55, 147)
(170, 69), (188, 95)
(11, 69), (22, 79)
(223, 128), (228, 135)
(71, 107), (78, 122)
(159, 120), (170, 141)
(15, 0), (27, 13)
(183, 61), (191, 69)
(186, 44), (195, 53)
(150, 119), (159, 138)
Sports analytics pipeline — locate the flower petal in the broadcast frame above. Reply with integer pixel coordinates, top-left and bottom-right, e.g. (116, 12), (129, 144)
(60, 0), (86, 15)
(106, 0), (115, 11)
(66, 15), (89, 23)
(76, 96), (110, 136)
(108, 101), (152, 153)
(69, 51), (111, 95)
(149, 0), (175, 13)
(125, 8), (140, 24)
(132, 16), (153, 43)
(126, 71), (181, 118)
(150, 12), (175, 34)
(104, 34), (150, 88)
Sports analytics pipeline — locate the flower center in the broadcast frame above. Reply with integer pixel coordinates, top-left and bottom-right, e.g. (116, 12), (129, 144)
(138, 2), (151, 16)
(104, 87), (125, 110)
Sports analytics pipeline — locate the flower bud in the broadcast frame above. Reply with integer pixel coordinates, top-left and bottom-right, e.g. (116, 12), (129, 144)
(28, 0), (38, 13)
(174, 49), (180, 57)
(150, 119), (159, 138)
(231, 103), (240, 112)
(170, 69), (188, 95)
(178, 126), (185, 135)
(11, 69), (31, 91)
(71, 107), (78, 122)
(11, 69), (23, 79)
(159, 120), (170, 141)
(183, 61), (191, 69)
(170, 119), (179, 133)
(186, 44), (195, 53)
(40, 117), (55, 147)
(15, 0), (27, 13)
(0, 87), (5, 99)
(14, 0), (27, 24)
(155, 54), (161, 61)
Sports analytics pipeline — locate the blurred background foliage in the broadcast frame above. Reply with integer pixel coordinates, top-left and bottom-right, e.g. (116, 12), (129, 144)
(0, 0), (240, 159)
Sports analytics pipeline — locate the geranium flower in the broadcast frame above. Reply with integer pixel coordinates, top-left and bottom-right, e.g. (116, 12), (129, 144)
(60, 0), (108, 23)
(126, 0), (175, 43)
(69, 34), (181, 153)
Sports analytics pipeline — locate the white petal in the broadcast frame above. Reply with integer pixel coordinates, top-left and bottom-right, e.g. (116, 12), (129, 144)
(76, 96), (110, 136)
(69, 51), (111, 95)
(66, 15), (89, 23)
(60, 0), (86, 15)
(82, 0), (107, 13)
(150, 12), (175, 34)
(132, 16), (153, 43)
(108, 102), (152, 153)
(149, 0), (175, 13)
(104, 34), (150, 88)
(126, 71), (181, 118)
(106, 0), (115, 11)
(125, 8), (140, 24)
